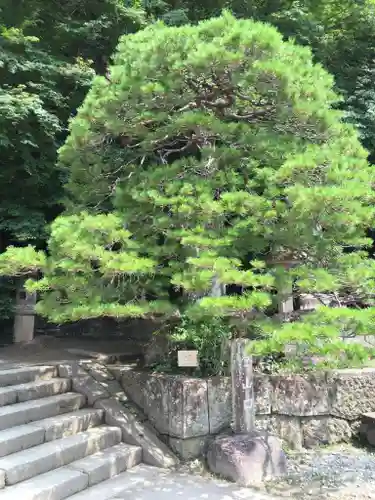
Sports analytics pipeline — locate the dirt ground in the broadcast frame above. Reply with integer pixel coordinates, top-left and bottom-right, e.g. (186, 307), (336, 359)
(0, 335), (145, 366)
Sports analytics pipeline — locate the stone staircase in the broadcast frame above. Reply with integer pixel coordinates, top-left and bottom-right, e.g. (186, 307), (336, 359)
(0, 364), (161, 500)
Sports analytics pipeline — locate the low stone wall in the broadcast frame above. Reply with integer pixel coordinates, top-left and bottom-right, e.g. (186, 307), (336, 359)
(120, 368), (375, 459)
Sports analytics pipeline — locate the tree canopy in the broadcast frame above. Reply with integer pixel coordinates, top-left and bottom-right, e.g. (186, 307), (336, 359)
(0, 0), (144, 248)
(1, 2), (375, 368)
(2, 13), (375, 368)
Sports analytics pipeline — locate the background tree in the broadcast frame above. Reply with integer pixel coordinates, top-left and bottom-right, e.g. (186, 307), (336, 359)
(2, 13), (375, 369)
(0, 0), (161, 323)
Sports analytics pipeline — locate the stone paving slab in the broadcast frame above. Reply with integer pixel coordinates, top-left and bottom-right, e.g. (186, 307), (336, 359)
(67, 465), (281, 500)
(110, 470), (278, 500)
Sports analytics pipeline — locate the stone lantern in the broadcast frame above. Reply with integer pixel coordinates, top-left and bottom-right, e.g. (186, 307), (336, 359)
(13, 282), (36, 343)
(266, 250), (301, 316)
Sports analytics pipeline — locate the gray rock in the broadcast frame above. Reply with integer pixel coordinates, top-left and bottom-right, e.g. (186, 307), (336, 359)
(272, 374), (331, 416)
(169, 436), (209, 460)
(330, 368), (375, 420)
(16, 378), (71, 403)
(207, 377), (231, 434)
(0, 467), (88, 500)
(67, 443), (142, 486)
(121, 371), (147, 409)
(0, 366), (57, 386)
(72, 376), (110, 406)
(102, 380), (123, 399)
(302, 417), (352, 448)
(37, 408), (104, 441)
(58, 362), (87, 378)
(0, 426), (121, 485)
(206, 432), (287, 486)
(360, 412), (375, 446)
(0, 393), (84, 431)
(0, 425), (45, 458)
(143, 334), (169, 366)
(95, 398), (179, 468)
(255, 415), (303, 450)
(254, 375), (273, 414)
(121, 371), (170, 434)
(84, 363), (115, 383)
(169, 377), (209, 438)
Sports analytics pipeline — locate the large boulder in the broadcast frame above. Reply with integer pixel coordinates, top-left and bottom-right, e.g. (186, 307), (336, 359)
(206, 432), (287, 486)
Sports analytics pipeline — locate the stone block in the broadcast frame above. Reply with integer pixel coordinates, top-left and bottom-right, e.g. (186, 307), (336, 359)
(254, 375), (273, 414)
(168, 436), (209, 460)
(0, 425), (45, 457)
(0, 366), (57, 386)
(0, 426), (121, 485)
(330, 369), (375, 420)
(143, 334), (169, 366)
(58, 362), (87, 379)
(207, 432), (287, 486)
(0, 469), (5, 489)
(0, 467), (88, 500)
(67, 443), (142, 486)
(102, 380), (124, 399)
(359, 412), (375, 446)
(72, 376), (110, 406)
(16, 378), (71, 403)
(169, 377), (209, 438)
(58, 466), (160, 500)
(0, 387), (17, 407)
(255, 415), (302, 451)
(350, 419), (362, 439)
(302, 417), (352, 448)
(207, 377), (231, 434)
(95, 398), (179, 468)
(85, 363), (115, 383)
(121, 371), (148, 411)
(272, 374), (331, 416)
(108, 365), (126, 381)
(37, 409), (104, 441)
(0, 393), (84, 431)
(121, 371), (170, 434)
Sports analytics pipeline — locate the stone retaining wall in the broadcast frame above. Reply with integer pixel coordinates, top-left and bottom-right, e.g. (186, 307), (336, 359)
(120, 368), (375, 459)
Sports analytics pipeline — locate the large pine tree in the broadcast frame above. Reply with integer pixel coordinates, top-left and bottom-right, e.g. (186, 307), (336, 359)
(2, 13), (375, 366)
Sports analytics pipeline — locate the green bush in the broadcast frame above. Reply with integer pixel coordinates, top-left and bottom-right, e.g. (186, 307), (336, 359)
(151, 316), (234, 377)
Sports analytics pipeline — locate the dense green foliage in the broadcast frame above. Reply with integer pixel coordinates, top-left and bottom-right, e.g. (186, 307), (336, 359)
(150, 316), (233, 376)
(2, 0), (375, 370)
(0, 0), (146, 248)
(0, 0), (149, 321)
(2, 13), (375, 369)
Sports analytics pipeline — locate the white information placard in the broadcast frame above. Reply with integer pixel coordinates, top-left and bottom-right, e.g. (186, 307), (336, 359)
(178, 350), (198, 367)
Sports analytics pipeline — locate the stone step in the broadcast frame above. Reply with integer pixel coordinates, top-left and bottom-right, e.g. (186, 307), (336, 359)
(0, 460), (152, 500)
(0, 408), (104, 458)
(66, 443), (142, 486)
(0, 366), (57, 388)
(0, 467), (88, 500)
(36, 408), (104, 442)
(0, 393), (85, 431)
(0, 378), (71, 407)
(66, 465), (160, 500)
(0, 425), (122, 486)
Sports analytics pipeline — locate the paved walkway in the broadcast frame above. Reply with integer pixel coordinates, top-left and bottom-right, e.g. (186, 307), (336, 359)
(72, 465), (279, 500)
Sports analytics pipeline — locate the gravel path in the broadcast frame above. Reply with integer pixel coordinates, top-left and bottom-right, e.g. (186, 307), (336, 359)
(264, 444), (375, 499)
(180, 444), (375, 500)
